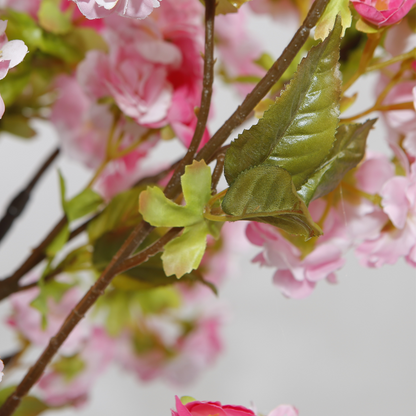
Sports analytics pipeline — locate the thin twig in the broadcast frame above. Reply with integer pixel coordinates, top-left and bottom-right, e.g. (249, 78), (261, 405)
(0, 216), (94, 302)
(134, 158), (181, 187)
(211, 153), (225, 193)
(0, 148), (60, 244)
(115, 227), (182, 275)
(163, 0), (216, 200)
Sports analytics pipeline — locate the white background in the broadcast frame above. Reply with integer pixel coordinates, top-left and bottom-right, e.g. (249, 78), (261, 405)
(0, 7), (415, 416)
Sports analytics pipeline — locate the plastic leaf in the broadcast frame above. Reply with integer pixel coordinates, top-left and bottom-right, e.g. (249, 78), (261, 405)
(315, 2), (352, 40)
(222, 165), (322, 238)
(64, 188), (103, 222)
(38, 0), (72, 35)
(162, 221), (212, 278)
(298, 119), (376, 204)
(88, 187), (143, 243)
(45, 222), (70, 257)
(224, 17), (342, 190)
(139, 160), (212, 228)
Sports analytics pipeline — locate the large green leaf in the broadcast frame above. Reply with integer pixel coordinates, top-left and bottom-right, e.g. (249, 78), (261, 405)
(224, 17), (342, 190)
(222, 165), (322, 238)
(298, 119), (376, 204)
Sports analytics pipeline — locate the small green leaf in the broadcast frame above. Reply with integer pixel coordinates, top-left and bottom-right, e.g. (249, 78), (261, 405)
(355, 17), (382, 34)
(135, 286), (181, 315)
(88, 187), (143, 243)
(298, 119), (376, 204)
(181, 396), (196, 405)
(64, 188), (103, 222)
(55, 245), (92, 273)
(0, 114), (36, 139)
(52, 354), (86, 381)
(45, 222), (70, 257)
(30, 279), (73, 329)
(315, 2), (352, 40)
(139, 160), (212, 228)
(0, 387), (49, 416)
(222, 165), (322, 238)
(38, 0), (72, 35)
(254, 53), (275, 70)
(139, 186), (202, 227)
(224, 17), (343, 190)
(162, 221), (212, 278)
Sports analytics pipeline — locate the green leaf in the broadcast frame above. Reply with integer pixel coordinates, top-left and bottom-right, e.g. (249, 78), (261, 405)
(355, 17), (382, 34)
(0, 114), (36, 139)
(222, 165), (322, 238)
(51, 354), (86, 381)
(88, 187), (143, 243)
(45, 222), (70, 257)
(64, 188), (103, 222)
(135, 286), (181, 315)
(298, 119), (376, 204)
(162, 221), (213, 278)
(30, 278), (73, 329)
(254, 53), (275, 71)
(55, 245), (92, 273)
(63, 27), (108, 55)
(224, 17), (342, 190)
(38, 0), (73, 35)
(315, 2), (352, 40)
(0, 387), (49, 416)
(139, 160), (212, 228)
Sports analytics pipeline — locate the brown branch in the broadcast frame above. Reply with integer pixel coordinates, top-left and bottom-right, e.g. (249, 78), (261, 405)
(163, 0), (216, 200)
(134, 158), (181, 187)
(0, 0), (332, 412)
(211, 153), (225, 193)
(0, 216), (93, 302)
(115, 227), (182, 275)
(0, 148), (60, 244)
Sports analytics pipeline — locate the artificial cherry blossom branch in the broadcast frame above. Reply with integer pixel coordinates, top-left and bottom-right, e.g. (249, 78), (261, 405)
(0, 0), (334, 411)
(340, 101), (414, 122)
(0, 148), (60, 245)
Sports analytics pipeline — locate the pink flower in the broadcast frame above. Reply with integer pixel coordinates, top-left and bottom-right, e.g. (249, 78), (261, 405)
(0, 20), (28, 118)
(356, 162), (416, 267)
(38, 327), (115, 406)
(0, 360), (4, 383)
(72, 0), (161, 20)
(352, 0), (416, 27)
(172, 396), (255, 416)
(215, 9), (266, 96)
(117, 307), (223, 385)
(7, 282), (89, 356)
(247, 199), (351, 299)
(1, 0), (42, 18)
(51, 75), (157, 197)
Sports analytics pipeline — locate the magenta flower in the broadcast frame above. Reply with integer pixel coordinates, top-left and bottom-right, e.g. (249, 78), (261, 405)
(172, 396), (256, 416)
(72, 0), (161, 20)
(351, 0), (416, 28)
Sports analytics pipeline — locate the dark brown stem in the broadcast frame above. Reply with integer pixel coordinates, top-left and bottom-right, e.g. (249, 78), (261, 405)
(0, 148), (60, 244)
(163, 0), (216, 200)
(0, 216), (93, 302)
(211, 153), (225, 193)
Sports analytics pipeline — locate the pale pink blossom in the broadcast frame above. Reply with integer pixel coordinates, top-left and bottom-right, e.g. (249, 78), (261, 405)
(215, 9), (266, 95)
(38, 327), (115, 406)
(72, 0), (161, 20)
(352, 0), (416, 27)
(0, 360), (4, 382)
(117, 308), (223, 385)
(1, 0), (42, 18)
(51, 75), (157, 197)
(356, 162), (416, 267)
(384, 18), (416, 57)
(268, 405), (299, 416)
(8, 282), (89, 356)
(0, 20), (28, 118)
(247, 199), (351, 299)
(172, 396), (255, 416)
